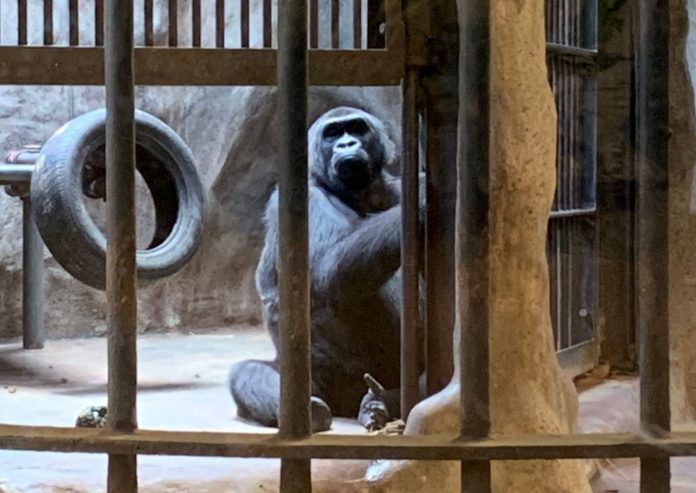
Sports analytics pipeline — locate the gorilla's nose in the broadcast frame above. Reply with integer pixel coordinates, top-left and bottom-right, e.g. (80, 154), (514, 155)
(336, 136), (359, 150)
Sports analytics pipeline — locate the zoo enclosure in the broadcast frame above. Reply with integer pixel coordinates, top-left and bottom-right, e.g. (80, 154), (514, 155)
(0, 2), (680, 493)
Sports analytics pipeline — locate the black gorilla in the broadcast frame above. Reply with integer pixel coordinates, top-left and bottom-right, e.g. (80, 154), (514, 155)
(228, 106), (424, 432)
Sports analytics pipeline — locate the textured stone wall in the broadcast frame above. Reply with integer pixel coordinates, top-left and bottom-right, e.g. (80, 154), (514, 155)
(0, 0), (401, 339)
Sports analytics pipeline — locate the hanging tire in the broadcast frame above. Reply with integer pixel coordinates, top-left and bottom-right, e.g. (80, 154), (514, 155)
(30, 108), (206, 291)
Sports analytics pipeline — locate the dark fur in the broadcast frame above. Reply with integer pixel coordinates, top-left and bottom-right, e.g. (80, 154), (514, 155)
(228, 107), (424, 431)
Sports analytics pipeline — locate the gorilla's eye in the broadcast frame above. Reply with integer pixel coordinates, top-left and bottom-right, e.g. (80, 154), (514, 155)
(345, 119), (370, 136)
(323, 124), (342, 139)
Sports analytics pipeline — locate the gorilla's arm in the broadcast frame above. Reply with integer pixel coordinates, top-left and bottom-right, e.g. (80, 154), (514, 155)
(255, 192), (280, 345)
(317, 204), (403, 297)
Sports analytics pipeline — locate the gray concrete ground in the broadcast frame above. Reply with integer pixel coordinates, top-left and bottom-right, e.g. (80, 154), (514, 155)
(0, 328), (694, 492)
(0, 327), (365, 493)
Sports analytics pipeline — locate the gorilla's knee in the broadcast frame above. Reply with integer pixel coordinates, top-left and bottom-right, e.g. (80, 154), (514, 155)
(227, 359), (280, 427)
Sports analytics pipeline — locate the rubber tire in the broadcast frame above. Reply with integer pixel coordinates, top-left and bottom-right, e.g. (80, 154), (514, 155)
(30, 108), (206, 291)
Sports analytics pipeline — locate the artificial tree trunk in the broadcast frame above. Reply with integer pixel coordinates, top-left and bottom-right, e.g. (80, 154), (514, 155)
(363, 0), (592, 490)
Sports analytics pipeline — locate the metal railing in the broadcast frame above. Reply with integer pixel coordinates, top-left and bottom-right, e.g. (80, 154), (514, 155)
(0, 0), (405, 86)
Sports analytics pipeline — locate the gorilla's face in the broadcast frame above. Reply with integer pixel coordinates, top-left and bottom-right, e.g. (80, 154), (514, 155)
(309, 108), (390, 197)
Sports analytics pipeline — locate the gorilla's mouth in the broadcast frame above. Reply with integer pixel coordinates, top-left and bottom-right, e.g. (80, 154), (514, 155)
(333, 156), (371, 191)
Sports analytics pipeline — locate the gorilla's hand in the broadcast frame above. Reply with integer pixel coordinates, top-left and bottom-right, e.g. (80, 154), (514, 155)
(358, 373), (390, 432)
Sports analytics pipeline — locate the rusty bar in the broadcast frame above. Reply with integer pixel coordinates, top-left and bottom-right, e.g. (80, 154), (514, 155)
(44, 0), (53, 45)
(263, 0), (272, 47)
(423, 2), (458, 395)
(400, 68), (420, 420)
(332, 0), (340, 47)
(241, 0), (249, 48)
(18, 0), (27, 45)
(168, 0), (177, 46)
(0, 46), (405, 86)
(104, 0), (138, 491)
(216, 0), (224, 47)
(353, 0), (362, 49)
(277, 0), (311, 491)
(366, 0), (385, 48)
(636, 0), (670, 491)
(458, 0), (491, 489)
(145, 0), (154, 46)
(8, 425), (696, 460)
(310, 0), (318, 48)
(95, 0), (104, 46)
(192, 0), (201, 47)
(69, 0), (78, 45)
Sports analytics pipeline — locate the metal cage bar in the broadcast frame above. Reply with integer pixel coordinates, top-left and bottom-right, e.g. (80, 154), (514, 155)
(69, 0), (78, 46)
(277, 0), (312, 492)
(192, 0), (201, 47)
(216, 0), (225, 48)
(104, 0), (138, 491)
(400, 67), (421, 421)
(458, 0), (491, 491)
(636, 0), (670, 491)
(18, 0), (27, 45)
(241, 0), (250, 48)
(43, 0), (53, 45)
(168, 0), (177, 46)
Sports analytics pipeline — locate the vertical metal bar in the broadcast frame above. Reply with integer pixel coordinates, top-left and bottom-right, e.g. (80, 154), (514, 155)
(105, 0), (137, 491)
(331, 0), (339, 48)
(69, 0), (78, 46)
(400, 69), (420, 420)
(310, 0), (318, 48)
(241, 0), (249, 48)
(216, 0), (225, 48)
(277, 0), (311, 491)
(95, 0), (104, 46)
(366, 0), (385, 48)
(458, 0), (491, 490)
(18, 0), (27, 45)
(637, 0), (670, 491)
(353, 0), (362, 49)
(192, 0), (201, 47)
(22, 198), (45, 350)
(44, 0), (53, 45)
(144, 0), (154, 46)
(263, 0), (272, 48)
(168, 0), (177, 46)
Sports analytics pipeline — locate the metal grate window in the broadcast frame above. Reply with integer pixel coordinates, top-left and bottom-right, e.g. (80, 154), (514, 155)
(545, 0), (598, 359)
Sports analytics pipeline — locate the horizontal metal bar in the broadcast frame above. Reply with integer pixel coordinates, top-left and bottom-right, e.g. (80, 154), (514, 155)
(0, 47), (404, 86)
(0, 164), (34, 184)
(3, 426), (696, 461)
(549, 207), (596, 219)
(545, 42), (598, 60)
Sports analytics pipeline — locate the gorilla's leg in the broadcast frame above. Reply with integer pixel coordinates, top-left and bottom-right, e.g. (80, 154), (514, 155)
(228, 359), (333, 432)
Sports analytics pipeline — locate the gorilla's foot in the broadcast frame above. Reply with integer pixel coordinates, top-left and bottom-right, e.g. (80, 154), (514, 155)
(311, 396), (333, 432)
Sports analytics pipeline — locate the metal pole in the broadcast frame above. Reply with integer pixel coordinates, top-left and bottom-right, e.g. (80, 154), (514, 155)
(22, 197), (45, 349)
(400, 67), (421, 421)
(277, 0), (311, 492)
(458, 0), (491, 490)
(636, 0), (670, 491)
(105, 0), (138, 491)
(0, 165), (34, 184)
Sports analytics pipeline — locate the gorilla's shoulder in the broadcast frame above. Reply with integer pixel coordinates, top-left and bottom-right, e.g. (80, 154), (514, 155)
(262, 185), (333, 225)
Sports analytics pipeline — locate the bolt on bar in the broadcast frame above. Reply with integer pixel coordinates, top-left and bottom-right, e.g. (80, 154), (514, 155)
(636, 0), (670, 491)
(277, 0), (312, 492)
(105, 0), (138, 492)
(458, 0), (491, 490)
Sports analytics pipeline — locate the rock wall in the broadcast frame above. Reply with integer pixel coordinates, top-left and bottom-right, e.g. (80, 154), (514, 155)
(0, 0), (402, 339)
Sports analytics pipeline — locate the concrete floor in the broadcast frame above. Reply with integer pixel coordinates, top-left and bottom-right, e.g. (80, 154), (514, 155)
(0, 328), (693, 492)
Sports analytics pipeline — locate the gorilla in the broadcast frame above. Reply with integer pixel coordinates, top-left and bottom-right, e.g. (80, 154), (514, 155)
(228, 106), (424, 433)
